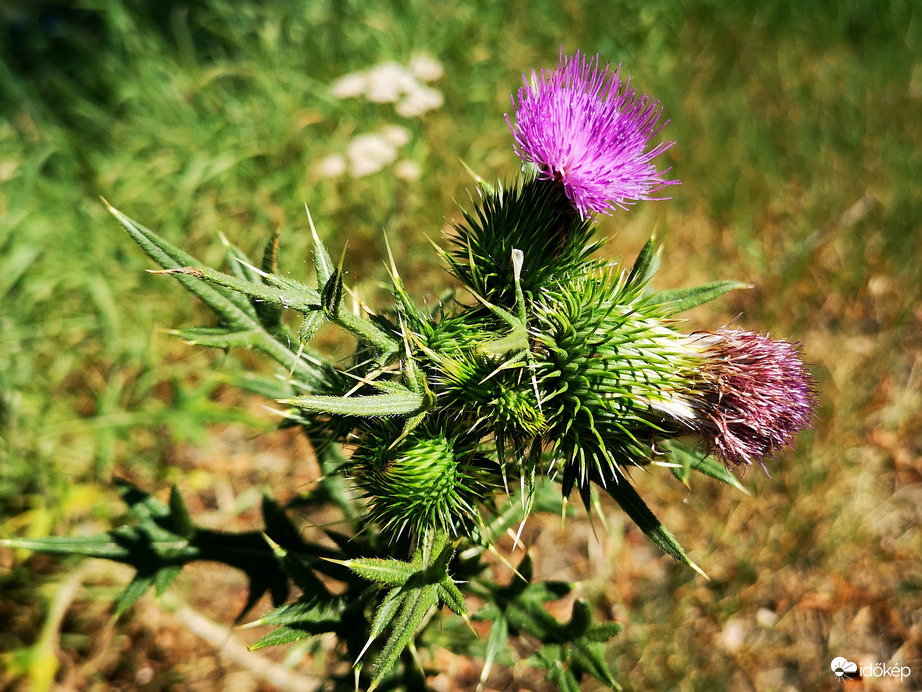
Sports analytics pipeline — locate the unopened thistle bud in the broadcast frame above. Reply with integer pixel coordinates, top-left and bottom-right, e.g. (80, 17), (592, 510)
(433, 351), (547, 438)
(533, 273), (697, 491)
(349, 424), (490, 539)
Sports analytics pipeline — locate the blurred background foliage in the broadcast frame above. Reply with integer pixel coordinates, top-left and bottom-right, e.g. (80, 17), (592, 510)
(0, 0), (919, 689)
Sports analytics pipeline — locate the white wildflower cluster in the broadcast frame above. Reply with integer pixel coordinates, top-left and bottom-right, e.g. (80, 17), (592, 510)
(317, 54), (443, 180)
(331, 54), (444, 116)
(317, 125), (417, 179)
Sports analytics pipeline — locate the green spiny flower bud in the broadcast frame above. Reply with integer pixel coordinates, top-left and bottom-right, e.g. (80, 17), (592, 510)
(430, 350), (547, 438)
(425, 311), (496, 356)
(349, 422), (490, 539)
(421, 310), (546, 439)
(490, 378), (547, 438)
(444, 174), (602, 307)
(532, 271), (698, 494)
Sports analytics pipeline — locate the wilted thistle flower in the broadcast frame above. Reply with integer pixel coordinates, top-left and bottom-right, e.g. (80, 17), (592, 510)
(687, 328), (816, 470)
(506, 50), (679, 218)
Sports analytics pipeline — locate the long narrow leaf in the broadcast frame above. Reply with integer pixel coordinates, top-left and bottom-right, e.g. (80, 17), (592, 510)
(370, 583), (439, 688)
(651, 280), (750, 315)
(663, 440), (750, 494)
(104, 212), (339, 386)
(222, 233), (286, 333)
(478, 616), (509, 691)
(624, 238), (659, 291)
(159, 264), (319, 314)
(244, 596), (344, 629)
(603, 480), (707, 577)
(106, 203), (258, 327)
(284, 391), (425, 418)
(338, 557), (421, 587)
(307, 205), (335, 286)
(170, 326), (264, 350)
(249, 625), (317, 650)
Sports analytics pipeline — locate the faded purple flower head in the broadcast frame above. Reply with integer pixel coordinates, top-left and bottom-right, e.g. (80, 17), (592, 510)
(506, 50), (679, 218)
(693, 328), (817, 470)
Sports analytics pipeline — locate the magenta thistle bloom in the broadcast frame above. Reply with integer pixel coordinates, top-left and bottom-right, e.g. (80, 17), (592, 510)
(506, 50), (679, 218)
(693, 328), (816, 470)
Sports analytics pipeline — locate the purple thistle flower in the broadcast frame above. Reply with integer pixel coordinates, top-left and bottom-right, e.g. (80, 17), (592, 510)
(692, 328), (817, 470)
(506, 50), (679, 218)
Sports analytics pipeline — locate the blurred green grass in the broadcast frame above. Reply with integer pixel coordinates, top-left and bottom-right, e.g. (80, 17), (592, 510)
(1, 0), (920, 689)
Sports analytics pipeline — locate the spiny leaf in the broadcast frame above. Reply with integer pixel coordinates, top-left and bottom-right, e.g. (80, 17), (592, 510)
(371, 585), (406, 639)
(264, 536), (330, 595)
(165, 485), (194, 539)
(221, 232), (286, 333)
(663, 440), (750, 495)
(437, 577), (467, 618)
(284, 390), (426, 418)
(371, 583), (439, 688)
(217, 371), (296, 400)
(156, 264), (319, 314)
(113, 572), (157, 617)
(298, 310), (326, 346)
(473, 559), (620, 689)
(262, 227), (281, 275)
(169, 326), (263, 350)
(307, 244), (400, 360)
(321, 265), (345, 319)
(478, 616), (510, 691)
(260, 495), (307, 550)
(564, 598), (593, 636)
(244, 595), (346, 629)
(473, 555), (570, 631)
(651, 280), (750, 315)
(4, 480), (297, 620)
(248, 625), (317, 651)
(383, 230), (430, 335)
(624, 237), (659, 291)
(343, 531), (462, 685)
(539, 657), (582, 692)
(337, 557), (421, 588)
(306, 204), (335, 286)
(602, 480), (707, 577)
(563, 599), (622, 643)
(107, 204), (338, 387)
(220, 234), (264, 285)
(105, 203), (258, 327)
(532, 600), (621, 689)
(154, 565), (182, 598)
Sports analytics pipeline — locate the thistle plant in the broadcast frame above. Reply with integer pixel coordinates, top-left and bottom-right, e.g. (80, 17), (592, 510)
(7, 51), (816, 690)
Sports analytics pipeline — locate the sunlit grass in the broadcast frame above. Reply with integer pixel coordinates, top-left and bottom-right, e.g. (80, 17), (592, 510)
(1, 0), (920, 688)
